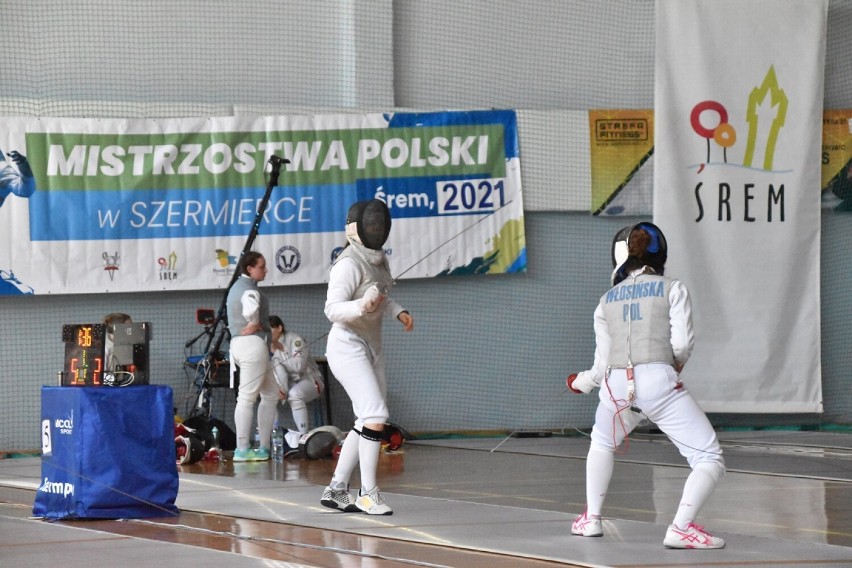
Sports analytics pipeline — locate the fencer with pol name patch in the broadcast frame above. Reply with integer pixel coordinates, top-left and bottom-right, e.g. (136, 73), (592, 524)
(566, 222), (726, 549)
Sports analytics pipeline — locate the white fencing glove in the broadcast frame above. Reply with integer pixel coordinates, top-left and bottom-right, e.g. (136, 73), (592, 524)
(359, 284), (385, 313)
(566, 371), (598, 394)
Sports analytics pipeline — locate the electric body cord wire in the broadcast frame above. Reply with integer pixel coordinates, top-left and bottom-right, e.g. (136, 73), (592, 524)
(491, 388), (723, 458)
(541, 381), (724, 458)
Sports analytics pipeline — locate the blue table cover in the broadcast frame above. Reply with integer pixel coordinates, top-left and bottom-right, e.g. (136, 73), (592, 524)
(33, 385), (179, 519)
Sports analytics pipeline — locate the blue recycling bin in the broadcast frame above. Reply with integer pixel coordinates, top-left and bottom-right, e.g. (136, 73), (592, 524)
(33, 385), (179, 519)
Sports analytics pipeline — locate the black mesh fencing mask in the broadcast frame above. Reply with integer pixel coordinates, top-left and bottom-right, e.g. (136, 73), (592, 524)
(611, 222), (668, 285)
(299, 426), (345, 459)
(346, 199), (391, 250)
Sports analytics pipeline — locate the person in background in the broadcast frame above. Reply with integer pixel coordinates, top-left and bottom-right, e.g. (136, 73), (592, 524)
(566, 222), (726, 549)
(226, 251), (277, 462)
(103, 312), (132, 372)
(319, 199), (414, 516)
(269, 314), (325, 449)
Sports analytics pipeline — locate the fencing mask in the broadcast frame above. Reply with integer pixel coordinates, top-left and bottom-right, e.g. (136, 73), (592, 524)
(611, 222), (668, 285)
(299, 425), (346, 459)
(346, 199), (391, 250)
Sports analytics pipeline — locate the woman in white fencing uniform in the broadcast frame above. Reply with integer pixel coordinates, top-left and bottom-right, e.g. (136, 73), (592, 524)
(566, 222), (726, 549)
(269, 314), (325, 448)
(319, 199), (414, 516)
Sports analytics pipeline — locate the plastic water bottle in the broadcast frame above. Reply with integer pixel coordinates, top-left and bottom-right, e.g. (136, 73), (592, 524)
(271, 419), (284, 462)
(252, 426), (261, 450)
(205, 425), (222, 462)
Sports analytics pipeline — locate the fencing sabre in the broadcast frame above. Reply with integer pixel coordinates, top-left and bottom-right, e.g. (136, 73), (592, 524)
(379, 199), (515, 292)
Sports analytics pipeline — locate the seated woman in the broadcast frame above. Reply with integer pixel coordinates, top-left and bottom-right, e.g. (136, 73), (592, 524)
(269, 315), (325, 448)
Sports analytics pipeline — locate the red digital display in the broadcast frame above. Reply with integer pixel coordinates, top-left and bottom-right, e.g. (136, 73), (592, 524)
(69, 354), (103, 385)
(62, 324), (106, 386)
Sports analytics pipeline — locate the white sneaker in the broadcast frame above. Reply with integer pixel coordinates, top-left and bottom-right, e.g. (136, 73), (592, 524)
(664, 523), (725, 549)
(320, 486), (359, 512)
(355, 487), (393, 515)
(571, 510), (603, 537)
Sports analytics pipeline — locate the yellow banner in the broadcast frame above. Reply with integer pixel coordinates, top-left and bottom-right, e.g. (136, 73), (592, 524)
(821, 110), (852, 210)
(589, 109), (654, 215)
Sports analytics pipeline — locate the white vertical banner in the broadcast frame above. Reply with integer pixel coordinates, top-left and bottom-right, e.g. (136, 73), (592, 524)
(654, 0), (827, 412)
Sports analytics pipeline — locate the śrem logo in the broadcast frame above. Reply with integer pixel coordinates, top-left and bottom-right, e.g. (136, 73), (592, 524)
(690, 66), (788, 223)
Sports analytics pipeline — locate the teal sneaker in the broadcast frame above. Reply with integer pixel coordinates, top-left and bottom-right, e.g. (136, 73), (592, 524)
(232, 448), (253, 462)
(233, 448), (270, 462)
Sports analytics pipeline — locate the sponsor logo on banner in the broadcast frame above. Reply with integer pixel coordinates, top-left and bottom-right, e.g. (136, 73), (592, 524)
(158, 251), (178, 281)
(213, 249), (236, 276)
(39, 477), (74, 498)
(589, 109), (655, 216)
(102, 251), (120, 280)
(54, 412), (74, 435)
(690, 67), (788, 224)
(275, 245), (301, 274)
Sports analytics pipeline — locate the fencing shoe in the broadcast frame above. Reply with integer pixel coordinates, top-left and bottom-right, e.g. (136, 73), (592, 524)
(355, 486), (393, 515)
(233, 448), (269, 462)
(571, 510), (603, 537)
(664, 523), (725, 549)
(320, 486), (359, 512)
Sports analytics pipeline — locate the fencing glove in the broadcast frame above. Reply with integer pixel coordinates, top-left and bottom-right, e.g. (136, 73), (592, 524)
(359, 284), (385, 313)
(566, 371), (598, 394)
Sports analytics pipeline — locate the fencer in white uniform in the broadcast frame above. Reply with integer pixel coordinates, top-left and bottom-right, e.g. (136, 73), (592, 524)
(567, 222), (726, 549)
(320, 199), (414, 516)
(269, 314), (325, 448)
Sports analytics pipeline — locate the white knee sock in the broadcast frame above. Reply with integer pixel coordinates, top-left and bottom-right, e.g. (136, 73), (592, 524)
(586, 446), (615, 517)
(256, 397), (278, 449)
(358, 436), (381, 492)
(290, 400), (309, 434)
(330, 430), (361, 489)
(234, 401), (255, 451)
(673, 462), (721, 529)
